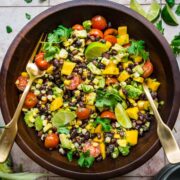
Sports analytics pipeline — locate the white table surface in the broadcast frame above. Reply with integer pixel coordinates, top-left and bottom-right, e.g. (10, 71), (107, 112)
(0, 0), (179, 179)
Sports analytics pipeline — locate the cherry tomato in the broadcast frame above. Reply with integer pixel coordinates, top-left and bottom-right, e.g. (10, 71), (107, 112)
(89, 29), (104, 39)
(91, 15), (107, 30)
(72, 24), (84, 30)
(105, 77), (118, 86)
(104, 35), (117, 45)
(35, 52), (50, 70)
(142, 60), (154, 78)
(15, 76), (28, 91)
(100, 111), (116, 120)
(76, 107), (91, 120)
(83, 142), (101, 158)
(24, 92), (38, 108)
(44, 133), (59, 149)
(66, 75), (81, 90)
(104, 28), (118, 36)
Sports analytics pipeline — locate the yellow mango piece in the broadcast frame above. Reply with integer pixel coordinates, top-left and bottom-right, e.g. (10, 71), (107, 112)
(147, 78), (160, 92)
(86, 105), (95, 111)
(118, 70), (130, 82)
(133, 77), (144, 83)
(118, 26), (127, 35)
(100, 143), (106, 159)
(126, 130), (138, 146)
(126, 107), (139, 120)
(122, 61), (133, 69)
(114, 133), (121, 139)
(46, 65), (53, 74)
(94, 124), (102, 134)
(128, 98), (136, 106)
(119, 89), (126, 99)
(61, 61), (76, 75)
(117, 34), (129, 45)
(21, 72), (28, 77)
(102, 62), (119, 75)
(131, 55), (142, 63)
(117, 139), (127, 147)
(137, 100), (149, 110)
(93, 133), (104, 143)
(50, 97), (63, 111)
(85, 92), (96, 105)
(106, 41), (112, 48)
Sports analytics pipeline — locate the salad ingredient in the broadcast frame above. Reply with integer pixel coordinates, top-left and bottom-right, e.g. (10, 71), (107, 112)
(72, 24), (84, 30)
(24, 92), (38, 108)
(83, 20), (92, 31)
(104, 35), (117, 45)
(94, 118), (111, 132)
(171, 33), (180, 55)
(44, 133), (59, 149)
(87, 62), (102, 75)
(50, 97), (63, 111)
(126, 130), (138, 145)
(15, 75), (28, 91)
(119, 146), (130, 156)
(126, 107), (139, 120)
(115, 103), (132, 128)
(66, 75), (81, 90)
(102, 62), (119, 75)
(76, 107), (91, 120)
(104, 28), (118, 36)
(60, 134), (73, 149)
(91, 15), (107, 30)
(61, 61), (76, 75)
(6, 26), (12, 33)
(35, 116), (43, 131)
(58, 127), (70, 134)
(25, 13), (31, 20)
(35, 52), (50, 70)
(105, 78), (118, 85)
(142, 60), (153, 78)
(124, 85), (142, 99)
(117, 34), (129, 45)
(146, 78), (160, 92)
(118, 26), (127, 35)
(155, 20), (164, 34)
(100, 111), (116, 120)
(89, 29), (104, 38)
(161, 4), (179, 26)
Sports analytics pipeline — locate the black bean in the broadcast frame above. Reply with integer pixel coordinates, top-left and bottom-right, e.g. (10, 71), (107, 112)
(75, 40), (82, 47)
(132, 121), (136, 128)
(72, 49), (78, 55)
(59, 59), (64, 65)
(136, 120), (143, 125)
(78, 68), (83, 75)
(48, 75), (54, 81)
(100, 39), (106, 43)
(70, 128), (78, 139)
(47, 90), (53, 95)
(37, 94), (43, 100)
(96, 155), (103, 162)
(74, 152), (80, 158)
(151, 92), (157, 99)
(53, 59), (60, 68)
(98, 63), (105, 69)
(47, 115), (52, 120)
(90, 36), (96, 41)
(105, 132), (113, 138)
(69, 102), (76, 106)
(97, 133), (101, 139)
(95, 37), (100, 41)
(135, 125), (140, 130)
(84, 131), (90, 140)
(102, 52), (110, 59)
(134, 62), (139, 66)
(90, 133), (96, 139)
(119, 130), (125, 137)
(111, 50), (117, 55)
(126, 67), (132, 74)
(128, 63), (134, 69)
(107, 144), (114, 153)
(122, 89), (127, 96)
(79, 101), (84, 107)
(111, 138), (117, 144)
(118, 64), (124, 71)
(78, 63), (86, 68)
(67, 75), (73, 80)
(107, 22), (112, 28)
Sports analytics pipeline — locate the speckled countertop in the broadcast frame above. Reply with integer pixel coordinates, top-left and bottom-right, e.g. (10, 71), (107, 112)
(0, 0), (179, 179)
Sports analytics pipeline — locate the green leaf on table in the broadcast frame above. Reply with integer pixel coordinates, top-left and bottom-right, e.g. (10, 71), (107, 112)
(166, 0), (175, 8)
(171, 33), (180, 56)
(25, 13), (31, 20)
(155, 20), (164, 34)
(175, 4), (180, 16)
(24, 0), (32, 3)
(6, 26), (12, 33)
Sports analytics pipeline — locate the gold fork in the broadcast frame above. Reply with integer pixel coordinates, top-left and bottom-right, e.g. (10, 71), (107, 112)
(0, 33), (47, 163)
(143, 83), (180, 164)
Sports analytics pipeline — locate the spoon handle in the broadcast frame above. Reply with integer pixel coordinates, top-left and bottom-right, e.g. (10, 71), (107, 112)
(0, 78), (34, 163)
(143, 83), (180, 164)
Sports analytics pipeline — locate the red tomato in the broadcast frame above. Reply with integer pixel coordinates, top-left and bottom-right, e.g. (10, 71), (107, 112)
(104, 35), (117, 45)
(100, 111), (116, 120)
(15, 76), (28, 91)
(76, 107), (91, 120)
(91, 15), (107, 30)
(83, 142), (101, 158)
(66, 75), (81, 90)
(72, 24), (84, 30)
(45, 133), (59, 149)
(142, 60), (154, 78)
(24, 92), (38, 108)
(35, 52), (50, 70)
(105, 78), (118, 86)
(104, 28), (118, 36)
(89, 29), (104, 39)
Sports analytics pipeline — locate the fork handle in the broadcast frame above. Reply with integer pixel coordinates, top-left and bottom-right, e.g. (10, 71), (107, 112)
(0, 78), (34, 163)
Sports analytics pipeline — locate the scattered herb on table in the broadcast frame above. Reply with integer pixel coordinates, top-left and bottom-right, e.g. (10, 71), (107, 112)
(24, 0), (32, 3)
(78, 151), (95, 168)
(6, 26), (13, 33)
(175, 4), (180, 16)
(171, 33), (180, 55)
(155, 20), (164, 34)
(166, 0), (175, 8)
(25, 13), (31, 20)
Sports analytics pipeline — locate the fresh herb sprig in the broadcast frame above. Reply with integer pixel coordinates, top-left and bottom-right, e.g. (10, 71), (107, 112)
(175, 4), (180, 16)
(94, 117), (111, 132)
(171, 33), (180, 56)
(155, 20), (164, 34)
(78, 151), (95, 168)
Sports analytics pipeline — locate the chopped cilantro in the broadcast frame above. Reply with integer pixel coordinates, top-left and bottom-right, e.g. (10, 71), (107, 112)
(166, 0), (175, 8)
(6, 26), (12, 33)
(67, 151), (73, 162)
(25, 13), (31, 20)
(155, 20), (164, 34)
(171, 33), (180, 56)
(78, 151), (95, 168)
(24, 0), (32, 3)
(94, 117), (111, 132)
(58, 127), (70, 134)
(175, 4), (180, 16)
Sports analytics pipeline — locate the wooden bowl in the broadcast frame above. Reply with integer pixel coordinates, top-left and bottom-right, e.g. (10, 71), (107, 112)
(0, 0), (180, 179)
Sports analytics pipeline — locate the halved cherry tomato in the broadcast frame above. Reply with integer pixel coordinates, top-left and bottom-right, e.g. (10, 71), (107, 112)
(24, 92), (38, 108)
(100, 111), (116, 120)
(105, 77), (118, 86)
(142, 60), (153, 78)
(104, 35), (117, 45)
(66, 75), (81, 90)
(104, 28), (118, 36)
(76, 107), (91, 120)
(89, 29), (104, 39)
(72, 24), (84, 30)
(15, 76), (28, 91)
(83, 142), (101, 158)
(91, 15), (107, 30)
(35, 52), (50, 70)
(45, 133), (59, 149)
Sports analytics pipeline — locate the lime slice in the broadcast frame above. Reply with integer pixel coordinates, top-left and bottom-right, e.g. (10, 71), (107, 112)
(52, 110), (76, 128)
(130, 0), (146, 18)
(161, 4), (179, 26)
(146, 0), (160, 22)
(115, 103), (132, 128)
(85, 42), (109, 61)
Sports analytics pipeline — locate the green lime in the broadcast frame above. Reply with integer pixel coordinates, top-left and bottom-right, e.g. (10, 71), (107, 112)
(161, 4), (179, 26)
(130, 0), (146, 18)
(115, 103), (132, 129)
(52, 110), (76, 128)
(146, 0), (161, 22)
(85, 42), (109, 61)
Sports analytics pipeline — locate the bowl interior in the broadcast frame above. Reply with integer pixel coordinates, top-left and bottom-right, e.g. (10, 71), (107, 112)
(1, 1), (179, 179)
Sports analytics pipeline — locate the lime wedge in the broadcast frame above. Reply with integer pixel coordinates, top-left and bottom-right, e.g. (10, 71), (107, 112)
(146, 0), (160, 22)
(115, 103), (132, 129)
(161, 4), (179, 26)
(52, 110), (76, 128)
(85, 42), (109, 61)
(130, 0), (146, 18)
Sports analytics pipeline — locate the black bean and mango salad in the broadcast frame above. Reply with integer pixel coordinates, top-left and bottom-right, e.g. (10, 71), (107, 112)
(15, 15), (163, 168)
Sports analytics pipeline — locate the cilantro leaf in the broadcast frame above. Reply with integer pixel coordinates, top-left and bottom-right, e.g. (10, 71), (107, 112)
(166, 0), (175, 8)
(25, 13), (31, 20)
(94, 117), (111, 132)
(58, 127), (70, 134)
(67, 151), (73, 162)
(175, 4), (180, 16)
(170, 33), (180, 56)
(6, 26), (12, 33)
(128, 40), (149, 60)
(155, 20), (164, 34)
(24, 0), (32, 3)
(78, 151), (95, 168)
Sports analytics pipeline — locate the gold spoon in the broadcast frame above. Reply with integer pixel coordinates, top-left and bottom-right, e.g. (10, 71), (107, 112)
(0, 34), (47, 163)
(143, 83), (180, 164)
